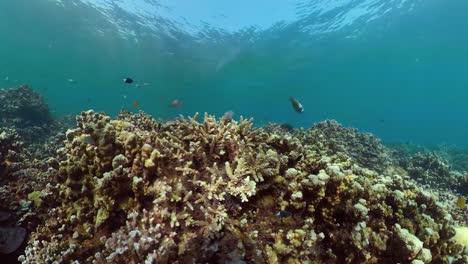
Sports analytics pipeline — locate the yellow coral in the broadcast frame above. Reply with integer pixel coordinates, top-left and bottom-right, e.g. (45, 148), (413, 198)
(28, 191), (42, 207)
(95, 207), (109, 228)
(454, 226), (468, 246)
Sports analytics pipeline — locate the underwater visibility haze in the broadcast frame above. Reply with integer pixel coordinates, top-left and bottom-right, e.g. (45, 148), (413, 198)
(1, 0), (468, 263)
(1, 0), (468, 147)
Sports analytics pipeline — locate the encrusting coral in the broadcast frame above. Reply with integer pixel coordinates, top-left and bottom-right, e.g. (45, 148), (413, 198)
(19, 111), (468, 263)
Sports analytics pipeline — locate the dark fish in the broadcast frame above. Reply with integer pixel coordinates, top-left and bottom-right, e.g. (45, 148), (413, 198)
(289, 96), (304, 113)
(133, 100), (140, 109)
(276, 210), (293, 217)
(123, 77), (134, 84)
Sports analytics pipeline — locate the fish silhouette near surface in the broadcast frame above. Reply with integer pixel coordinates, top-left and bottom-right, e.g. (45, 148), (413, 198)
(289, 96), (304, 113)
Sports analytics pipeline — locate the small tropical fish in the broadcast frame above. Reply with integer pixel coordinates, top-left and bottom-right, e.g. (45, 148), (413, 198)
(83, 135), (95, 145)
(170, 99), (182, 107)
(4, 76), (9, 82)
(289, 96), (304, 113)
(123, 77), (134, 84)
(67, 79), (76, 83)
(133, 100), (140, 109)
(223, 110), (234, 121)
(456, 196), (466, 209)
(143, 82), (150, 86)
(276, 210), (293, 217)
(135, 84), (141, 88)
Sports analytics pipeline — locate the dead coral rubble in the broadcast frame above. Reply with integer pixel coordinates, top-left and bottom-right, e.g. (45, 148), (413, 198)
(21, 111), (467, 263)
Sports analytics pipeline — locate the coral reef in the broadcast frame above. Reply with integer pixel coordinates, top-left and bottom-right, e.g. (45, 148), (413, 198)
(427, 145), (468, 173)
(387, 145), (468, 227)
(446, 149), (468, 172)
(454, 227), (468, 247)
(403, 151), (468, 195)
(298, 120), (393, 173)
(0, 112), (67, 262)
(0, 128), (24, 179)
(0, 85), (53, 144)
(0, 128), (29, 261)
(19, 111), (467, 263)
(262, 123), (295, 136)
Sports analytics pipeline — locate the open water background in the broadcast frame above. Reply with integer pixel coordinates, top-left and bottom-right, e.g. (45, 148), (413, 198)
(1, 0), (468, 147)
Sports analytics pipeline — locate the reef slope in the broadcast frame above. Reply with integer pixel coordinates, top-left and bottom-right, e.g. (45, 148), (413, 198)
(15, 110), (467, 263)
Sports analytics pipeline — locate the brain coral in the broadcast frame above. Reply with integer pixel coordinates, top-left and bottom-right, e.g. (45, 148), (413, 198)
(20, 111), (467, 263)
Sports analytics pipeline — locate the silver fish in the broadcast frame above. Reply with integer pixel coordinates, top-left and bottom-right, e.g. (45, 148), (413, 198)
(289, 96), (304, 113)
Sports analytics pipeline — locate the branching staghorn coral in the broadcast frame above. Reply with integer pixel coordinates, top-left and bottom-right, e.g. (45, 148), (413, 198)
(20, 111), (468, 263)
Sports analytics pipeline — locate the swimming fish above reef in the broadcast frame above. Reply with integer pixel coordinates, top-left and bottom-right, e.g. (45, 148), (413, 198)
(67, 79), (76, 83)
(276, 210), (293, 217)
(223, 110), (234, 121)
(133, 100), (140, 109)
(289, 96), (304, 113)
(123, 77), (134, 84)
(170, 99), (182, 107)
(456, 196), (466, 209)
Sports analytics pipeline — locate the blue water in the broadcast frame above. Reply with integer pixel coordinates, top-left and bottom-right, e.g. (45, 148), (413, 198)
(1, 0), (468, 147)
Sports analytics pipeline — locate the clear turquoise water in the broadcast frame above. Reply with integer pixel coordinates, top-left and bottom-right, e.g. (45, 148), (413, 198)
(1, 0), (468, 147)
